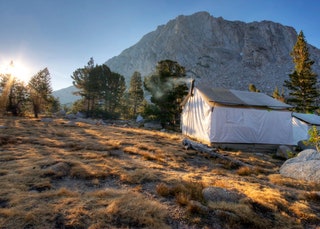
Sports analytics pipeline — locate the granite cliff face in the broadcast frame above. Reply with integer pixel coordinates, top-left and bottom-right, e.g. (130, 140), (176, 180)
(105, 11), (320, 94)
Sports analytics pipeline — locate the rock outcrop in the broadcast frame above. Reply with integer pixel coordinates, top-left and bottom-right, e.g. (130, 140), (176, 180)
(105, 11), (320, 94)
(280, 149), (320, 183)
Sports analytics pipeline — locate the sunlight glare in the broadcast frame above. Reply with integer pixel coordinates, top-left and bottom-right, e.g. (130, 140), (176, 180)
(0, 60), (32, 83)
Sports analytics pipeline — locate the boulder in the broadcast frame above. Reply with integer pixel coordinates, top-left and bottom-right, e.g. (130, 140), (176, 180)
(202, 186), (245, 203)
(280, 149), (320, 183)
(276, 145), (293, 159)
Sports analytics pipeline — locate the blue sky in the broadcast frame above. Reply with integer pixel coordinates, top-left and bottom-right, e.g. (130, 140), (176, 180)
(0, 0), (319, 90)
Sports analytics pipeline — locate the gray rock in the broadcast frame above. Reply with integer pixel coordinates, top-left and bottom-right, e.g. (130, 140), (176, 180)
(41, 118), (53, 123)
(45, 162), (70, 178)
(202, 186), (244, 203)
(56, 110), (66, 117)
(188, 200), (208, 213)
(64, 121), (77, 127)
(136, 114), (144, 123)
(76, 112), (86, 118)
(66, 113), (77, 119)
(144, 121), (162, 130)
(280, 149), (320, 183)
(276, 145), (293, 159)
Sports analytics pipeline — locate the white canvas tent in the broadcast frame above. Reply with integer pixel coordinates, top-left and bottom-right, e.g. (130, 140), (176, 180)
(181, 84), (294, 147)
(292, 112), (320, 144)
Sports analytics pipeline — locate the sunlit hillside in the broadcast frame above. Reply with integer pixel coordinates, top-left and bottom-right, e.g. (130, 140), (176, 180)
(0, 117), (319, 228)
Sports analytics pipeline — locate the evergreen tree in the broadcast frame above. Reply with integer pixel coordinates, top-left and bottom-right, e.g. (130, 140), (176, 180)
(71, 58), (100, 117)
(71, 58), (126, 118)
(0, 74), (29, 115)
(103, 72), (126, 116)
(144, 60), (188, 126)
(28, 68), (53, 118)
(284, 31), (319, 113)
(128, 71), (144, 118)
(7, 79), (29, 116)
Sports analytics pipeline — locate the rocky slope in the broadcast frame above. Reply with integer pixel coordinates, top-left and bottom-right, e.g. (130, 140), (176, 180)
(105, 11), (320, 94)
(52, 85), (80, 105)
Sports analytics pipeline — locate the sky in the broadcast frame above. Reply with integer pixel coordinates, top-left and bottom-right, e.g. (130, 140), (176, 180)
(0, 0), (319, 90)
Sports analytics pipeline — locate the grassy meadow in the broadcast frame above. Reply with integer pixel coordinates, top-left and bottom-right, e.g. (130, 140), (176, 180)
(0, 117), (319, 228)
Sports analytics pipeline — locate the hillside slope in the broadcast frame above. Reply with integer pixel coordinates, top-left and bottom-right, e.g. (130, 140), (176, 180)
(52, 85), (80, 105)
(0, 117), (319, 228)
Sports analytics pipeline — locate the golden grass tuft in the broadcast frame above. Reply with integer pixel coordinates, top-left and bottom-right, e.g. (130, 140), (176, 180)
(156, 183), (171, 197)
(156, 180), (205, 205)
(0, 134), (17, 145)
(268, 174), (320, 191)
(105, 193), (169, 228)
(303, 191), (320, 202)
(236, 166), (262, 176)
(208, 200), (272, 228)
(289, 201), (318, 222)
(120, 168), (159, 184)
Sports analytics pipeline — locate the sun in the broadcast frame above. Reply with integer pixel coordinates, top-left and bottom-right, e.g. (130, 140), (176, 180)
(0, 60), (32, 83)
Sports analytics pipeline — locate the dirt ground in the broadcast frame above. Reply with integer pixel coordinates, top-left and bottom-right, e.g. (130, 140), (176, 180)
(0, 117), (319, 228)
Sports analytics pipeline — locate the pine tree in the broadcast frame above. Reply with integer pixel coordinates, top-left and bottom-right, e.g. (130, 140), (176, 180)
(28, 68), (53, 118)
(71, 58), (99, 117)
(71, 58), (126, 118)
(144, 60), (188, 126)
(284, 31), (319, 113)
(128, 71), (144, 118)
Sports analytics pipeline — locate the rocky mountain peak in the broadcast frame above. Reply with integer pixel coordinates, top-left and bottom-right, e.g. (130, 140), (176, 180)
(105, 11), (320, 94)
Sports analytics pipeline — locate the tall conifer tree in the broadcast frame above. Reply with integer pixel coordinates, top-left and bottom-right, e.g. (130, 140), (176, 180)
(28, 68), (53, 118)
(284, 31), (319, 113)
(144, 60), (188, 126)
(128, 71), (144, 118)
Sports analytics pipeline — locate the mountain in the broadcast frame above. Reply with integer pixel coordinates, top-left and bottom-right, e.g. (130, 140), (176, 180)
(52, 85), (80, 105)
(55, 11), (320, 104)
(105, 11), (320, 94)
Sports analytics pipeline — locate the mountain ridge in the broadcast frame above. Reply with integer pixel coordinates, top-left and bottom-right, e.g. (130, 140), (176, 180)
(54, 11), (320, 104)
(105, 11), (320, 94)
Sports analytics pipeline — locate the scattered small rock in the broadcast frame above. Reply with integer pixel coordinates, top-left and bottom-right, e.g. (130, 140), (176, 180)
(188, 200), (208, 213)
(64, 121), (77, 127)
(44, 162), (71, 178)
(144, 121), (162, 130)
(66, 114), (77, 119)
(136, 114), (144, 123)
(276, 145), (293, 159)
(41, 118), (53, 123)
(202, 186), (245, 203)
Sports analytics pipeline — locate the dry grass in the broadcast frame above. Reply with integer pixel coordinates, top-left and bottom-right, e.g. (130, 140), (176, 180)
(0, 117), (319, 228)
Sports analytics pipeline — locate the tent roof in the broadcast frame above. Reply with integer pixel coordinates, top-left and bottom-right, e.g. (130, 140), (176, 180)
(196, 85), (292, 109)
(292, 112), (320, 125)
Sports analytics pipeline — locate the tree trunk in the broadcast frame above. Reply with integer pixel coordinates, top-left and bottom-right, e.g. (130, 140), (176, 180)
(182, 138), (253, 168)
